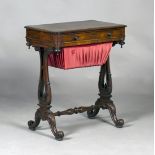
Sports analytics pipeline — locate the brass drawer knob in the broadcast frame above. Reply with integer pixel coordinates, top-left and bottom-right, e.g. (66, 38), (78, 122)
(73, 35), (79, 41)
(107, 32), (112, 38)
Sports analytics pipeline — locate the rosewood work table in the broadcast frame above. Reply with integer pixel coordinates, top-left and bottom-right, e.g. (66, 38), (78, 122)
(25, 20), (126, 140)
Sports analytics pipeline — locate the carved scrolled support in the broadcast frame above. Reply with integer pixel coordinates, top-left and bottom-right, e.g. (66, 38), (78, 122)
(98, 57), (112, 99)
(28, 47), (65, 140)
(104, 102), (124, 128)
(28, 46), (124, 140)
(28, 109), (41, 130)
(89, 57), (124, 127)
(28, 47), (51, 129)
(38, 47), (51, 106)
(87, 58), (113, 119)
(47, 113), (64, 141)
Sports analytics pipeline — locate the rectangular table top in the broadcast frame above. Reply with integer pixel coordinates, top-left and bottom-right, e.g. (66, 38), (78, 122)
(25, 20), (126, 33)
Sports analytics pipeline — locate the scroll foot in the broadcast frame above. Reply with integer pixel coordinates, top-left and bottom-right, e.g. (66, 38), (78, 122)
(47, 113), (64, 141)
(105, 102), (124, 128)
(115, 119), (124, 128)
(28, 110), (41, 130)
(87, 99), (100, 119)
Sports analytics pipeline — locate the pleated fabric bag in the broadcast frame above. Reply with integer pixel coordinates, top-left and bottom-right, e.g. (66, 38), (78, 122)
(48, 42), (112, 69)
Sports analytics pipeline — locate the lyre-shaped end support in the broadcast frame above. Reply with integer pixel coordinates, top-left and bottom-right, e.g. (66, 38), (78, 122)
(27, 47), (64, 140)
(89, 57), (124, 127)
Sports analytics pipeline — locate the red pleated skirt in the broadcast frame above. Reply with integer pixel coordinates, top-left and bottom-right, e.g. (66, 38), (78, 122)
(48, 42), (112, 69)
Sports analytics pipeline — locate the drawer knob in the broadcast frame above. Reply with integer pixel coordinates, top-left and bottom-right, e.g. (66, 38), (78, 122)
(73, 36), (79, 41)
(107, 32), (112, 38)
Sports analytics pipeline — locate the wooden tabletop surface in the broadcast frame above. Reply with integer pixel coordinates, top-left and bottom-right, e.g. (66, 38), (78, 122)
(25, 20), (126, 33)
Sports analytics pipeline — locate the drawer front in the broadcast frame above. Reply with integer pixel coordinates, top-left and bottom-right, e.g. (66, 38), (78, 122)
(62, 27), (125, 47)
(25, 27), (125, 49)
(26, 29), (53, 48)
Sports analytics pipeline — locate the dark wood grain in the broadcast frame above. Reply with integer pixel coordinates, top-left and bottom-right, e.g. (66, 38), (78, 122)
(25, 20), (126, 33)
(25, 20), (126, 51)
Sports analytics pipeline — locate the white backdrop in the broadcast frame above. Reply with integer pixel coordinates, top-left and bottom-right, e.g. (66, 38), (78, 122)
(0, 0), (153, 155)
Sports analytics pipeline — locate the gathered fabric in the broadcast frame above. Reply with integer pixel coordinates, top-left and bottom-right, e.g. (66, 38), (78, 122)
(48, 42), (112, 69)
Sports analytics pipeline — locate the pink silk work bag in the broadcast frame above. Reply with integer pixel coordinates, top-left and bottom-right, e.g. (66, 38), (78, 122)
(48, 42), (112, 69)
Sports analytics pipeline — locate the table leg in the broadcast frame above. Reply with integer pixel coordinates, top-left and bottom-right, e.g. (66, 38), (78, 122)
(87, 57), (124, 128)
(27, 47), (64, 140)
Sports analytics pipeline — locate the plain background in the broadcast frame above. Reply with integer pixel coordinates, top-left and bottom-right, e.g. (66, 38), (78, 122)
(0, 0), (153, 155)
